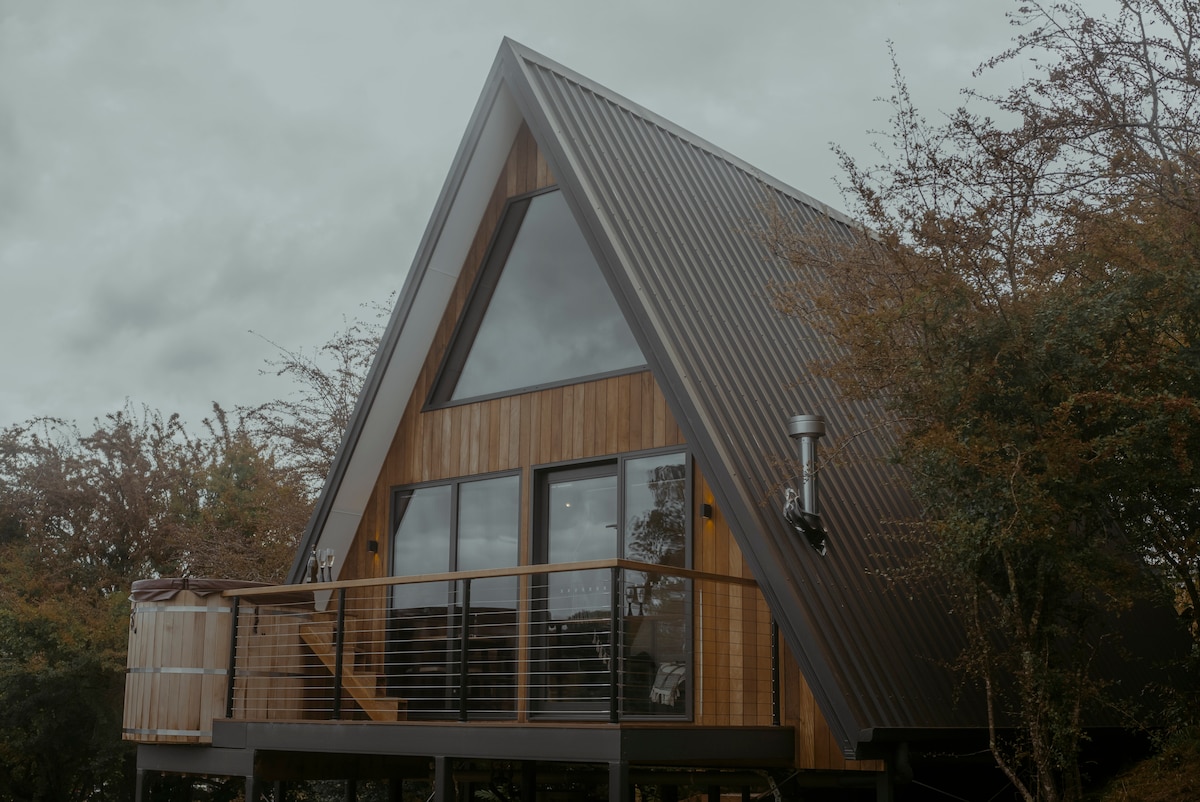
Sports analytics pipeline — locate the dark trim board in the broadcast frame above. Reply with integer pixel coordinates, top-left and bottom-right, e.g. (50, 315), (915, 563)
(136, 744), (255, 777)
(210, 720), (795, 767)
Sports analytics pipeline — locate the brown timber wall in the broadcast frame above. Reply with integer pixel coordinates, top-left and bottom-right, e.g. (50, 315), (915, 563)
(695, 472), (882, 772)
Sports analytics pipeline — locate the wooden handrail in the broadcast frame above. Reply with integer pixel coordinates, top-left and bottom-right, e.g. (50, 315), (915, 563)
(221, 558), (759, 599)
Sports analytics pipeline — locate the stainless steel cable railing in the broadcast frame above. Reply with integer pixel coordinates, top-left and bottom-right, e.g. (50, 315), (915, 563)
(218, 560), (777, 726)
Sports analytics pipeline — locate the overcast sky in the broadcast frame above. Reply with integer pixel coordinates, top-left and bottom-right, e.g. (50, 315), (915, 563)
(0, 0), (1112, 431)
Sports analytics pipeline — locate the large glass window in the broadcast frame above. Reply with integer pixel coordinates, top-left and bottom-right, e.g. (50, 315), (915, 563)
(533, 450), (689, 718)
(622, 453), (689, 716)
(433, 189), (646, 403)
(390, 473), (520, 609)
(391, 484), (453, 609)
(388, 473), (521, 719)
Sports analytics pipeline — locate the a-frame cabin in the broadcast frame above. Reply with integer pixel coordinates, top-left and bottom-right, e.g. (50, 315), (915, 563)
(125, 39), (997, 801)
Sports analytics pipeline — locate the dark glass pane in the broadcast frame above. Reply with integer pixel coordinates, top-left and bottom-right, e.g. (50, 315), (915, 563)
(548, 473), (619, 564)
(391, 485), (451, 609)
(457, 475), (520, 717)
(450, 190), (645, 400)
(458, 474), (520, 609)
(623, 452), (686, 569)
(537, 472), (618, 715)
(622, 453), (689, 717)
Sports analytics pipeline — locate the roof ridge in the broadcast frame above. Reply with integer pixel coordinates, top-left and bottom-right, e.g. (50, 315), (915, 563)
(504, 38), (856, 229)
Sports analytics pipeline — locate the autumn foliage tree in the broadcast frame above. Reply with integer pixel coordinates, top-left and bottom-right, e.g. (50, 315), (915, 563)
(770, 2), (1199, 800)
(0, 404), (315, 799)
(245, 299), (391, 492)
(0, 305), (387, 799)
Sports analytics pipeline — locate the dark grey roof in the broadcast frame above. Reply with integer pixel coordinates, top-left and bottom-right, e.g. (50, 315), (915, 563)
(498, 41), (978, 751)
(290, 38), (983, 757)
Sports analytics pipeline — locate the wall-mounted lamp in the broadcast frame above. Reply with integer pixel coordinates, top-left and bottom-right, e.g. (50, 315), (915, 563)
(701, 503), (714, 520)
(367, 539), (379, 554)
(784, 414), (828, 556)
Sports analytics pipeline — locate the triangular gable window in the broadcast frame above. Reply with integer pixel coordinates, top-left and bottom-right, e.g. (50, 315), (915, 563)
(431, 188), (646, 404)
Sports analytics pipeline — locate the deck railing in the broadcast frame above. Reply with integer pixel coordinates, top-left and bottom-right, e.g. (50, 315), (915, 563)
(224, 559), (777, 726)
(123, 560), (777, 743)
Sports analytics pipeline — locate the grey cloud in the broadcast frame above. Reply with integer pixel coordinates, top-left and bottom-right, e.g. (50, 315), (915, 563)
(0, 0), (1115, 428)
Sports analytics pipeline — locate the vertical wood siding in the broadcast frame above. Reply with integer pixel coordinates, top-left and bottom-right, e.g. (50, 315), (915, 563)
(695, 474), (882, 771)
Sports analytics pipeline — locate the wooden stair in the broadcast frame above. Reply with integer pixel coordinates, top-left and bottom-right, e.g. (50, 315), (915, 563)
(298, 621), (406, 722)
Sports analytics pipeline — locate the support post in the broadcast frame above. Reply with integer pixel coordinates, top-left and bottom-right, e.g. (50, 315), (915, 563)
(521, 762), (537, 802)
(333, 587), (347, 720)
(458, 578), (472, 722)
(608, 761), (629, 802)
(609, 566), (621, 723)
(245, 774), (259, 802)
(135, 770), (147, 802)
(875, 767), (894, 802)
(770, 618), (781, 726)
(434, 756), (453, 802)
(707, 784), (721, 802)
(226, 595), (241, 719)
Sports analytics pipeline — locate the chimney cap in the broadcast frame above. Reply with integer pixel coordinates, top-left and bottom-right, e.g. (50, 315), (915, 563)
(787, 414), (826, 440)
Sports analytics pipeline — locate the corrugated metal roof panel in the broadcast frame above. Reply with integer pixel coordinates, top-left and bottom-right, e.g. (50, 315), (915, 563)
(512, 49), (978, 745)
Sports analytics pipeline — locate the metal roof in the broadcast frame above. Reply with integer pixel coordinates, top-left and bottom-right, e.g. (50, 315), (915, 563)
(499, 41), (979, 752)
(291, 39), (984, 756)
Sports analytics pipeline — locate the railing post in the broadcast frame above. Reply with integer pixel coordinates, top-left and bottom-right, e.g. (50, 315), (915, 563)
(332, 587), (347, 720)
(609, 566), (620, 723)
(225, 595), (240, 719)
(458, 578), (472, 722)
(770, 617), (781, 726)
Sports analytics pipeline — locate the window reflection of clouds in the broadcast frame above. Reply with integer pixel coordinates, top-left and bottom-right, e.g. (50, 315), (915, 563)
(548, 477), (617, 563)
(391, 485), (451, 608)
(548, 475), (617, 620)
(452, 191), (645, 400)
(391, 476), (520, 609)
(458, 475), (520, 571)
(458, 475), (521, 609)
